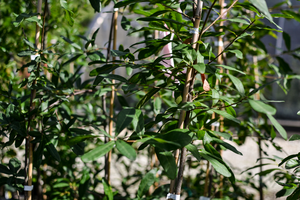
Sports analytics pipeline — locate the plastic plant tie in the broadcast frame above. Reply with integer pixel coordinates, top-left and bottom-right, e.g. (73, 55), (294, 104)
(215, 41), (224, 47)
(24, 185), (34, 191)
(199, 197), (210, 200)
(114, 8), (119, 11)
(189, 28), (199, 34)
(211, 121), (220, 127)
(30, 54), (39, 60)
(166, 193), (180, 200)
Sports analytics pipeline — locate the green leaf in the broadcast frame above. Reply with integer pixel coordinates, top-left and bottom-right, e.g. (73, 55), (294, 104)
(156, 151), (177, 179)
(99, 74), (127, 82)
(132, 109), (144, 135)
(287, 186), (300, 200)
(46, 143), (61, 162)
(89, 64), (120, 76)
(215, 64), (246, 75)
(285, 159), (300, 169)
(137, 86), (162, 109)
(227, 49), (243, 59)
(249, 99), (276, 115)
(53, 182), (69, 188)
(212, 109), (240, 124)
(81, 141), (115, 162)
(137, 17), (191, 28)
(121, 15), (131, 31)
(249, 0), (273, 22)
(8, 158), (21, 174)
(199, 150), (231, 177)
(115, 108), (136, 134)
(67, 135), (98, 146)
(89, 0), (101, 12)
(186, 144), (201, 162)
(0, 164), (12, 175)
(102, 178), (113, 200)
(137, 169), (157, 198)
(23, 39), (36, 49)
(192, 63), (206, 74)
(297, 111), (300, 115)
(283, 32), (291, 51)
(279, 153), (299, 167)
(267, 114), (287, 140)
(116, 140), (136, 160)
(61, 36), (81, 49)
(228, 74), (245, 96)
(290, 135), (300, 141)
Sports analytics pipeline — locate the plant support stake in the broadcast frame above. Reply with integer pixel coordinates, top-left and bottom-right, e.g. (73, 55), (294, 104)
(168, 0), (203, 198)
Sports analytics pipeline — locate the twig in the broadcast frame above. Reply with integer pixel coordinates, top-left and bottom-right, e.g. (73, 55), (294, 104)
(208, 19), (256, 65)
(159, 2), (193, 21)
(201, 0), (239, 35)
(199, 0), (218, 38)
(43, 89), (95, 112)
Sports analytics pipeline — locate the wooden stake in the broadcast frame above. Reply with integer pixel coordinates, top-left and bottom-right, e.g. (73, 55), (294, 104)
(106, 8), (118, 185)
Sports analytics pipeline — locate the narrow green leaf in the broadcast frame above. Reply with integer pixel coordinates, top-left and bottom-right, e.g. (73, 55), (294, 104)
(0, 164), (12, 175)
(89, 0), (101, 12)
(228, 74), (245, 96)
(116, 140), (136, 160)
(290, 135), (300, 141)
(215, 65), (245, 74)
(287, 186), (300, 200)
(89, 64), (120, 76)
(67, 135), (98, 146)
(227, 49), (243, 59)
(121, 15), (131, 31)
(283, 32), (291, 51)
(115, 108), (136, 134)
(8, 158), (21, 174)
(137, 87), (161, 109)
(81, 141), (115, 162)
(137, 169), (157, 198)
(53, 182), (69, 188)
(267, 114), (287, 140)
(278, 153), (299, 167)
(99, 74), (127, 82)
(212, 109), (240, 124)
(186, 144), (201, 162)
(285, 159), (300, 169)
(132, 109), (144, 135)
(23, 39), (36, 49)
(200, 150), (231, 177)
(249, 0), (273, 22)
(192, 63), (206, 74)
(46, 143), (61, 162)
(249, 99), (276, 115)
(156, 151), (177, 179)
(102, 178), (113, 200)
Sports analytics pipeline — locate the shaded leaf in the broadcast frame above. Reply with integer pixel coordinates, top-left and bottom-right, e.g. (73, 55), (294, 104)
(137, 169), (157, 198)
(156, 151), (177, 179)
(121, 15), (131, 31)
(89, 0), (101, 12)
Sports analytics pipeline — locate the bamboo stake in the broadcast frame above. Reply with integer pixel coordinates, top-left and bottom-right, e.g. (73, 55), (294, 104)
(168, 0), (203, 197)
(217, 1), (224, 197)
(26, 1), (42, 200)
(105, 7), (118, 185)
(253, 54), (264, 200)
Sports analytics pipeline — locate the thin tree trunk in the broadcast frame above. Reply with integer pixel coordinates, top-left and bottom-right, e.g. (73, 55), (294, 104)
(168, 0), (203, 198)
